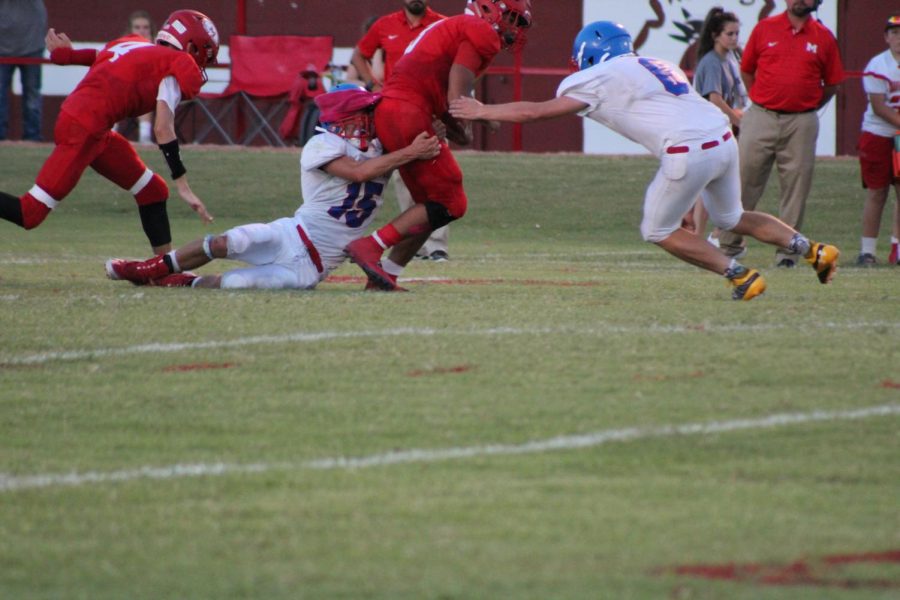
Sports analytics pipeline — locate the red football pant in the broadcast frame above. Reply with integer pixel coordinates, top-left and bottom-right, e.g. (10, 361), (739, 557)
(23, 111), (167, 228)
(374, 98), (468, 219)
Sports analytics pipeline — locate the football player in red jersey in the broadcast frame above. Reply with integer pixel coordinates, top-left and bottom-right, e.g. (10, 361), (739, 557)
(345, 0), (532, 290)
(0, 9), (217, 255)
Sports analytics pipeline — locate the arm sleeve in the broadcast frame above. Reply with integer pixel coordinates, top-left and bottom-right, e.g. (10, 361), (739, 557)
(862, 56), (888, 95)
(693, 56), (723, 99)
(740, 30), (758, 75)
(453, 40), (485, 73)
(557, 72), (603, 116)
(157, 76), (183, 114)
(300, 133), (346, 172)
(50, 47), (97, 66)
(356, 20), (383, 59)
(821, 33), (845, 86)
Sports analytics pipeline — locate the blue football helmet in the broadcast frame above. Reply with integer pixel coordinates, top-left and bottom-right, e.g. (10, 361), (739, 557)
(571, 21), (634, 71)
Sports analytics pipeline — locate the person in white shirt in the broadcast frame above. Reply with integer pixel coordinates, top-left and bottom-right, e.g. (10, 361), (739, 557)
(450, 21), (839, 301)
(105, 85), (439, 289)
(856, 15), (900, 266)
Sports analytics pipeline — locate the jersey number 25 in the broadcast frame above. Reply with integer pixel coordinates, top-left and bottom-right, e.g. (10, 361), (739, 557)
(327, 181), (383, 228)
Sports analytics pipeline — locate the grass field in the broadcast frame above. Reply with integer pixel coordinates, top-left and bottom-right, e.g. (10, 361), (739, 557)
(0, 142), (898, 599)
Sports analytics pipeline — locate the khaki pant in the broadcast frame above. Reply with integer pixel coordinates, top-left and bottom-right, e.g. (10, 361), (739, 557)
(392, 171), (449, 256)
(719, 104), (819, 262)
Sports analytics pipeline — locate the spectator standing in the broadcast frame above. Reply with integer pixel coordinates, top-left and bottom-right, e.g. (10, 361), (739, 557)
(350, 0), (452, 262)
(856, 15), (900, 266)
(690, 7), (746, 246)
(0, 0), (48, 141)
(717, 0), (844, 267)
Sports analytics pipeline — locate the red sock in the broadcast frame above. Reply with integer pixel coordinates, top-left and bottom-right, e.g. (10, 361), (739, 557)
(375, 223), (402, 247)
(138, 254), (172, 280)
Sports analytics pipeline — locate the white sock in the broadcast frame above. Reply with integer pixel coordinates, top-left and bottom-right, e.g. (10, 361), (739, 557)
(167, 250), (181, 273)
(891, 237), (899, 245)
(861, 237), (877, 255)
(139, 121), (152, 143)
(382, 258), (404, 277)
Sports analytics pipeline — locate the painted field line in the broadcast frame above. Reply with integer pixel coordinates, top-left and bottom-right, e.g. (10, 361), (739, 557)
(3, 321), (899, 366)
(1, 404), (897, 493)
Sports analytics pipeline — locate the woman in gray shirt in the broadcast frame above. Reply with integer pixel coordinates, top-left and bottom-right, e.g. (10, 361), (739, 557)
(690, 7), (745, 245)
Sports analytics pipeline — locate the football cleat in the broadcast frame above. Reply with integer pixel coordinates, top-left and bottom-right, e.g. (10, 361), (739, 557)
(805, 242), (839, 283)
(730, 268), (766, 301)
(889, 243), (899, 265)
(148, 272), (198, 287)
(856, 253), (877, 267)
(363, 263), (407, 292)
(105, 256), (170, 285)
(345, 237), (396, 291)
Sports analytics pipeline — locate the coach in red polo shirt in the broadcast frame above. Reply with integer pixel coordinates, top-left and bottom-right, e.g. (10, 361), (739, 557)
(719, 0), (844, 266)
(351, 0), (446, 92)
(350, 0), (452, 262)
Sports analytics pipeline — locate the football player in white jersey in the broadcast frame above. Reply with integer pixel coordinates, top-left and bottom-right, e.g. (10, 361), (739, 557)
(450, 21), (840, 301)
(105, 84), (440, 289)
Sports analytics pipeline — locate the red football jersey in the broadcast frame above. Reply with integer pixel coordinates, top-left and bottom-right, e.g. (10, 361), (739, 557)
(60, 35), (204, 133)
(382, 15), (500, 115)
(356, 8), (446, 84)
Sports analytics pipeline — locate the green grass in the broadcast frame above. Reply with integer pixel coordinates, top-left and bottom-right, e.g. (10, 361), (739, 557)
(0, 143), (898, 599)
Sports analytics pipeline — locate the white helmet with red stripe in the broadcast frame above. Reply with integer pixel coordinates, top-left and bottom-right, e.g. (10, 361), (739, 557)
(156, 9), (220, 70)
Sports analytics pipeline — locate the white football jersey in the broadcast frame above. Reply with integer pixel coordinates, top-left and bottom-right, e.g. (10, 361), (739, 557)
(861, 49), (900, 138)
(297, 132), (389, 273)
(557, 55), (729, 157)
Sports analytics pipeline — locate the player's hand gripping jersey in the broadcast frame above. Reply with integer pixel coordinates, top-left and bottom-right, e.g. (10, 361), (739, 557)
(52, 34), (204, 134)
(557, 55), (729, 157)
(382, 14), (500, 115)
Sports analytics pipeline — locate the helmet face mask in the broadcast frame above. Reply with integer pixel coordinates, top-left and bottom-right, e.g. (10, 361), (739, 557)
(466, 0), (533, 50)
(323, 113), (376, 151)
(571, 21), (634, 70)
(156, 9), (220, 76)
(315, 84), (382, 151)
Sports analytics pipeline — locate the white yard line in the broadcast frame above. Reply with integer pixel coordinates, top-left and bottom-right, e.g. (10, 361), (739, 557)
(3, 321), (899, 366)
(1, 404), (897, 493)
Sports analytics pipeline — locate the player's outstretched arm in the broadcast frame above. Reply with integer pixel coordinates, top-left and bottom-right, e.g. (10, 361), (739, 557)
(154, 100), (214, 224)
(450, 95), (588, 123)
(322, 131), (441, 182)
(46, 28), (97, 66)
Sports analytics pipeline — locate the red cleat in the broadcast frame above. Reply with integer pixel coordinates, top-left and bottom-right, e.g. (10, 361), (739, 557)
(345, 237), (396, 290)
(364, 267), (408, 292)
(105, 256), (170, 284)
(148, 272), (198, 287)
(889, 243), (899, 265)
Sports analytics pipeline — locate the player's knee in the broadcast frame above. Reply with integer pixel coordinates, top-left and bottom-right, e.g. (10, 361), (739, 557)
(133, 172), (169, 206)
(21, 193), (52, 230)
(425, 201), (458, 230)
(209, 235), (229, 258)
(715, 210), (743, 232)
(225, 229), (251, 256)
(640, 221), (672, 243)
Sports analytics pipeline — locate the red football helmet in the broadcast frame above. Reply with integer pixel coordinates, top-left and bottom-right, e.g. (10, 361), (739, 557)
(156, 9), (220, 71)
(465, 0), (533, 50)
(315, 84), (382, 151)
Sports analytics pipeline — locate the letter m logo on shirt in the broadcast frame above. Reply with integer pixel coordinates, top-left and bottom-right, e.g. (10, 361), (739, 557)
(805, 42), (818, 54)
